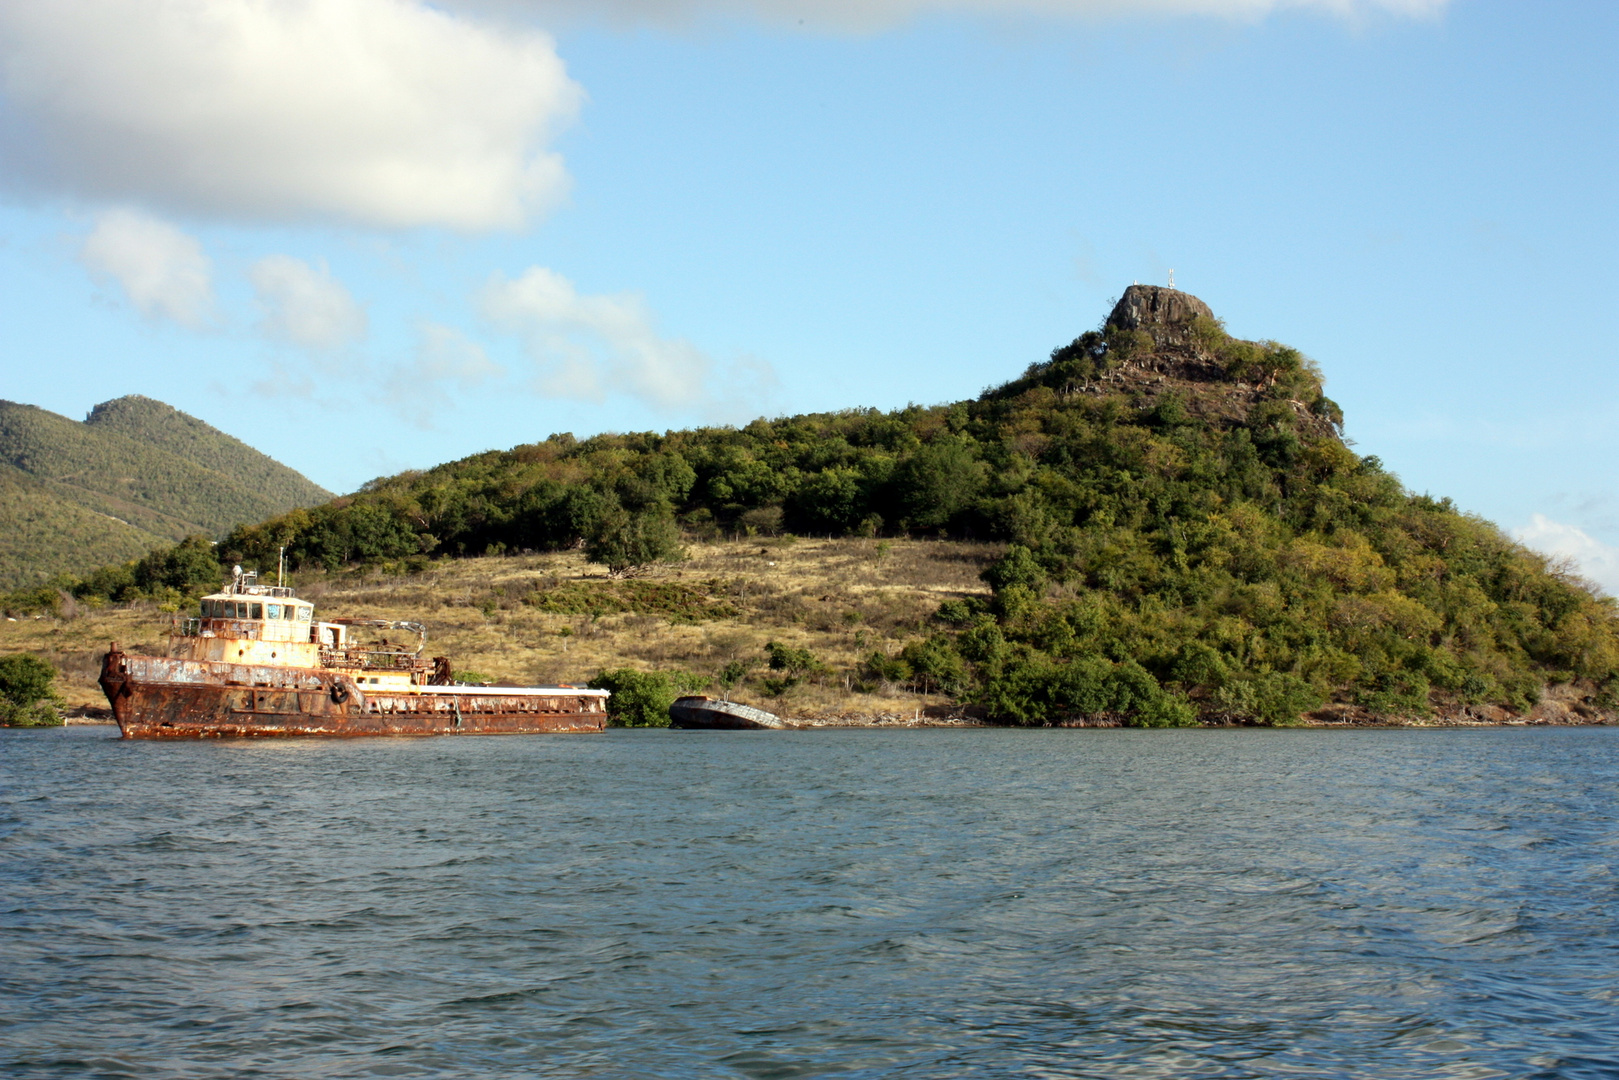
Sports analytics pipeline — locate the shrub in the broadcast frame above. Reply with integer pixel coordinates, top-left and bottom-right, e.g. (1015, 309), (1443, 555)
(0, 654), (63, 727)
(1355, 671), (1431, 718)
(760, 641), (824, 696)
(935, 598), (978, 625)
(717, 660), (749, 697)
(1212, 672), (1323, 726)
(899, 635), (970, 695)
(1170, 642), (1231, 690)
(588, 667), (706, 727)
(765, 641), (822, 677)
(981, 545), (1045, 594)
(1, 585), (63, 617)
(0, 700), (65, 727)
(972, 653), (1194, 727)
(1133, 691), (1197, 728)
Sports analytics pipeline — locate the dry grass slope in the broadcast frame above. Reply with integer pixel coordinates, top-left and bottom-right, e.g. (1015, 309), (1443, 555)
(0, 538), (998, 722)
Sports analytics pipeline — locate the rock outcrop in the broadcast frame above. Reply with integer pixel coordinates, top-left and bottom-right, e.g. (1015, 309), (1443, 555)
(979, 283), (1344, 443)
(1107, 285), (1216, 348)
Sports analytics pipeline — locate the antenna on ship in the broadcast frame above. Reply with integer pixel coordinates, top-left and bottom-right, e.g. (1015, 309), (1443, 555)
(278, 546), (285, 588)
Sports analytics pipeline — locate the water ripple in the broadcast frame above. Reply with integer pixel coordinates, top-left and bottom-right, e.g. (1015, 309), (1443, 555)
(3, 726), (1617, 1078)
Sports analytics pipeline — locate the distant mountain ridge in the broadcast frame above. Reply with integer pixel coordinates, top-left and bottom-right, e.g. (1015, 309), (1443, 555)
(0, 396), (332, 587)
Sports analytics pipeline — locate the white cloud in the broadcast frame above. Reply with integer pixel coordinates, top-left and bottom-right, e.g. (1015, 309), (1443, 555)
(457, 0), (1448, 32)
(1515, 514), (1619, 598)
(80, 208), (213, 327)
(482, 267), (716, 410)
(250, 256), (367, 349)
(0, 1), (581, 230)
(385, 323), (506, 427)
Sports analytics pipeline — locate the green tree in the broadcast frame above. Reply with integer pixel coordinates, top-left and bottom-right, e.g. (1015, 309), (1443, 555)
(588, 667), (706, 727)
(763, 641), (822, 695)
(134, 535), (222, 595)
(585, 503), (686, 578)
(982, 545), (1046, 594)
(892, 438), (986, 531)
(0, 653), (64, 727)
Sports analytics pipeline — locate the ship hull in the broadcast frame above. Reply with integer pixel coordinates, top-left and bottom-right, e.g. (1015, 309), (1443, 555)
(668, 695), (789, 730)
(100, 650), (607, 738)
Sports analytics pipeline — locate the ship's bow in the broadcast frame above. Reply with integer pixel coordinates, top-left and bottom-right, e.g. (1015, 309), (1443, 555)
(98, 643), (135, 736)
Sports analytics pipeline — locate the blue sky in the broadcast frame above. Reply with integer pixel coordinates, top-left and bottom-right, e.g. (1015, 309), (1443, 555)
(0, 0), (1614, 590)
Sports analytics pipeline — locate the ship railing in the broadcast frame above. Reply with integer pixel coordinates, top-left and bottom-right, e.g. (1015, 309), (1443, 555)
(324, 618), (428, 656)
(319, 648), (425, 672)
(220, 578), (296, 599)
(170, 616), (203, 637)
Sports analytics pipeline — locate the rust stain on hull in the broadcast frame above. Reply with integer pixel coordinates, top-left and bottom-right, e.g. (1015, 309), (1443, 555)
(100, 650), (607, 739)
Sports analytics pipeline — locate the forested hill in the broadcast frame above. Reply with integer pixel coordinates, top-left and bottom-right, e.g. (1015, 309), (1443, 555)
(222, 285), (1364, 566)
(0, 396), (331, 587)
(46, 287), (1619, 724)
(84, 395), (331, 509)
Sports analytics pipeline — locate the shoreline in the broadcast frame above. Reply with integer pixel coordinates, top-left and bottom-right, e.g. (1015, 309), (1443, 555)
(778, 711), (1617, 730)
(47, 705), (1616, 732)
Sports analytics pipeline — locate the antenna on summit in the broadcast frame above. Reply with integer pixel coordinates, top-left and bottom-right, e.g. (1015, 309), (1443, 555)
(1168, 269), (1175, 289)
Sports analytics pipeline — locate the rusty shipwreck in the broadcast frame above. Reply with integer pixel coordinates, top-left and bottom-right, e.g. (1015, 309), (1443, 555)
(98, 569), (608, 738)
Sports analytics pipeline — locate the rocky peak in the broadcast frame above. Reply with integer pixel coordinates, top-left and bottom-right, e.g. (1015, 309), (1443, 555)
(1108, 285), (1215, 348)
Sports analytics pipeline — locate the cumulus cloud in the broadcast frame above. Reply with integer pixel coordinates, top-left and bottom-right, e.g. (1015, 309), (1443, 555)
(385, 323), (506, 427)
(1515, 514), (1619, 598)
(80, 208), (213, 327)
(457, 0), (1448, 32)
(0, 0), (581, 229)
(250, 256), (367, 349)
(482, 267), (716, 410)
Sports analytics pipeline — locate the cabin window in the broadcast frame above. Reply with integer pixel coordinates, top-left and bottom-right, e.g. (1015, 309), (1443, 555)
(201, 600), (213, 617)
(297, 606), (312, 622)
(267, 603), (281, 619)
(250, 603), (263, 619)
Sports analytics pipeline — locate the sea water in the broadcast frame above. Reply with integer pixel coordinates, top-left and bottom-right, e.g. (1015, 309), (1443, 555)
(2, 725), (1616, 1078)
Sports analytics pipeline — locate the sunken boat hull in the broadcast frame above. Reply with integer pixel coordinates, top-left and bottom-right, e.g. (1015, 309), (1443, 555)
(100, 650), (608, 739)
(668, 695), (789, 730)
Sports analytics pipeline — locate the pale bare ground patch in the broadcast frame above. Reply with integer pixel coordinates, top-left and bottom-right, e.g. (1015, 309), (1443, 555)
(1, 538), (999, 721)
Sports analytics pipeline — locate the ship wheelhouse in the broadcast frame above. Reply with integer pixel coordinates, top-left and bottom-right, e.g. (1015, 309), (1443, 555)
(194, 592), (315, 642)
(170, 568), (436, 689)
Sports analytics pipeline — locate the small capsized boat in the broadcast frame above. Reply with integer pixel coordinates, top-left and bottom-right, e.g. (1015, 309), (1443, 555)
(668, 696), (790, 730)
